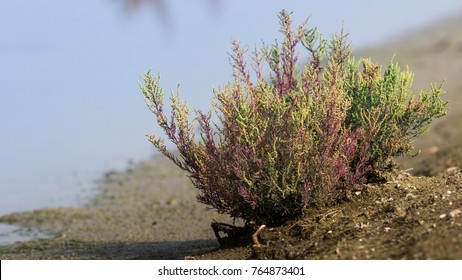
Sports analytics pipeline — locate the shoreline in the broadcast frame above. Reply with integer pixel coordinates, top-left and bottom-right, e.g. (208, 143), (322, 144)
(0, 223), (50, 246)
(0, 156), (146, 245)
(0, 172), (99, 245)
(0, 155), (230, 259)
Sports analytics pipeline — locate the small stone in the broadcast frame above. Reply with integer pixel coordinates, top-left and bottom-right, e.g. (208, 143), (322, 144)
(439, 214), (447, 219)
(406, 193), (418, 199)
(446, 166), (461, 175)
(327, 230), (333, 234)
(394, 206), (406, 218)
(356, 222), (369, 229)
(447, 190), (452, 195)
(449, 209), (462, 218)
(166, 198), (179, 206)
(355, 191), (361, 196)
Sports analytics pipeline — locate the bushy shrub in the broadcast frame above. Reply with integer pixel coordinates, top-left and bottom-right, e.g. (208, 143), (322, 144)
(139, 10), (447, 226)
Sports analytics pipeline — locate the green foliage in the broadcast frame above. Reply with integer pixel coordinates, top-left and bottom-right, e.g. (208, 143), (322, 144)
(345, 58), (447, 172)
(139, 10), (447, 225)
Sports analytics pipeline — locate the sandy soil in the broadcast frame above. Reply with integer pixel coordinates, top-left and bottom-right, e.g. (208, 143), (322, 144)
(0, 155), (461, 260)
(201, 170), (462, 259)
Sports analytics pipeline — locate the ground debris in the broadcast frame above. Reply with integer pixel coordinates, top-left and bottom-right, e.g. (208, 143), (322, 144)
(449, 209), (462, 218)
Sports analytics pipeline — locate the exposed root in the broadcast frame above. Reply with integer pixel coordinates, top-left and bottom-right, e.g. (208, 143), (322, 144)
(211, 222), (237, 244)
(252, 224), (267, 248)
(211, 222), (267, 248)
(211, 222), (253, 247)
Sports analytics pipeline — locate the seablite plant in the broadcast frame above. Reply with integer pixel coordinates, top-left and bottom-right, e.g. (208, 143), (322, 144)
(139, 11), (447, 235)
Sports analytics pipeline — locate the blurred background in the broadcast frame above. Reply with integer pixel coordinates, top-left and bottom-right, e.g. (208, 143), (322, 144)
(1, 0), (461, 224)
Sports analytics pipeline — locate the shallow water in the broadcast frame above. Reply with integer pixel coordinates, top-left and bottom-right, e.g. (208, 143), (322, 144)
(0, 149), (155, 245)
(1, 174), (95, 215)
(0, 223), (50, 245)
(0, 168), (100, 244)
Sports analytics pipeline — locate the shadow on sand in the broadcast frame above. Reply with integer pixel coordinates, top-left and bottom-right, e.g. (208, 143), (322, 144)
(0, 238), (220, 260)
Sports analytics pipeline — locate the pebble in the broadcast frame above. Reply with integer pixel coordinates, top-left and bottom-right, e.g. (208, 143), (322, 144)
(439, 214), (447, 219)
(428, 146), (439, 154)
(356, 222), (369, 229)
(449, 209), (462, 218)
(406, 193), (418, 199)
(335, 247), (341, 255)
(446, 166), (461, 175)
(166, 198), (179, 206)
(394, 206), (407, 218)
